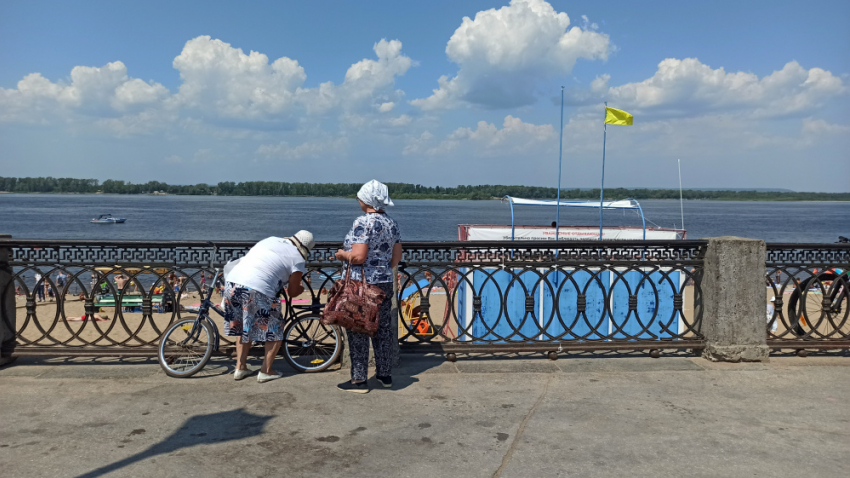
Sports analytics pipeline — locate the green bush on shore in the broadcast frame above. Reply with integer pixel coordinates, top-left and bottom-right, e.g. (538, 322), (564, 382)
(1, 176), (847, 201)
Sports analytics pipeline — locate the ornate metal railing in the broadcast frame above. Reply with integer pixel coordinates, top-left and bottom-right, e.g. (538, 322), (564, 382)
(0, 239), (707, 356)
(765, 244), (850, 349)
(391, 240), (706, 354)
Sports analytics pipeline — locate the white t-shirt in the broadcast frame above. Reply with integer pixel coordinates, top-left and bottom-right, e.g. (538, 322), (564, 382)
(226, 237), (306, 298)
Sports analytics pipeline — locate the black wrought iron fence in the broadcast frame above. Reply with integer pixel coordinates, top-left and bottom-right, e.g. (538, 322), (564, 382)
(390, 241), (706, 355)
(765, 244), (850, 350)
(1, 239), (707, 356)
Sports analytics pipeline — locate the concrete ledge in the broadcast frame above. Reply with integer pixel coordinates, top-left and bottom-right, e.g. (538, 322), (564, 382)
(702, 344), (770, 363)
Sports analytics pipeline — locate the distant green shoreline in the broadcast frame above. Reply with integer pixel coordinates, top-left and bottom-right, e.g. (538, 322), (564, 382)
(1, 177), (848, 202)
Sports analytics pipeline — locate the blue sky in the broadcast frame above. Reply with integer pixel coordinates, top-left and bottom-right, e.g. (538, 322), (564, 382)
(1, 0), (848, 191)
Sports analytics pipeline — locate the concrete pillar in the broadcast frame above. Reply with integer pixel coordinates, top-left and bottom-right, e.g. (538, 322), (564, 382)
(0, 234), (17, 364)
(700, 236), (770, 362)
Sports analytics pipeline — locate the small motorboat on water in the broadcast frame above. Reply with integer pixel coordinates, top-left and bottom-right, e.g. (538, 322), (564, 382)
(90, 214), (127, 224)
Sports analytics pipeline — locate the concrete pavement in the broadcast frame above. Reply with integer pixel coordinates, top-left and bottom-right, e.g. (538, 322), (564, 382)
(1, 354), (848, 478)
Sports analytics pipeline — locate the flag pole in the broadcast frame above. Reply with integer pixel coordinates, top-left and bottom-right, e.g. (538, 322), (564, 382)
(599, 102), (607, 240)
(556, 86), (564, 242)
(678, 159), (685, 232)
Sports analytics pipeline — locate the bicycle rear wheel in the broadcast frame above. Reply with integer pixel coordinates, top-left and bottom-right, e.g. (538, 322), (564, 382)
(158, 318), (215, 378)
(282, 315), (341, 373)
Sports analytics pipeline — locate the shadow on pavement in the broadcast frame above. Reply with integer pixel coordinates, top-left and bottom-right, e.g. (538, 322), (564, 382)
(387, 354), (454, 390)
(7, 356), (162, 366)
(73, 408), (272, 478)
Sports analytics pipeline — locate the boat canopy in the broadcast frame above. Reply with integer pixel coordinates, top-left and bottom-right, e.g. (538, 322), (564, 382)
(501, 195), (647, 240)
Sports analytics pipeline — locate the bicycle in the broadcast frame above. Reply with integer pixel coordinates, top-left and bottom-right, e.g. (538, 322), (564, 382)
(157, 267), (342, 378)
(780, 236), (849, 338)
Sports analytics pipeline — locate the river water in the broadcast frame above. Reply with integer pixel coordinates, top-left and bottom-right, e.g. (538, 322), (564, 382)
(0, 194), (847, 243)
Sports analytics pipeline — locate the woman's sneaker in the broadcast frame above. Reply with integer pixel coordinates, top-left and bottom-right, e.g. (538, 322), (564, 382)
(233, 368), (253, 381)
(337, 380), (370, 394)
(375, 375), (392, 388)
(257, 371), (282, 383)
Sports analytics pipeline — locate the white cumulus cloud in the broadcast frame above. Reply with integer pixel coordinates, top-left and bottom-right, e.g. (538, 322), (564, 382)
(404, 115), (554, 155)
(0, 61), (168, 123)
(173, 36), (306, 120)
(411, 0), (611, 110)
(589, 59), (845, 119)
(389, 114), (411, 127)
(1, 35), (414, 140)
(299, 39), (413, 115)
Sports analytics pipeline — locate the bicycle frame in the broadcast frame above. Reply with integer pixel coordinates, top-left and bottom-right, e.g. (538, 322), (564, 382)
(180, 269), (224, 353)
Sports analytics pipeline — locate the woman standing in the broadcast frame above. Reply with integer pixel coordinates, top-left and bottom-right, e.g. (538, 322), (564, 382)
(335, 180), (402, 394)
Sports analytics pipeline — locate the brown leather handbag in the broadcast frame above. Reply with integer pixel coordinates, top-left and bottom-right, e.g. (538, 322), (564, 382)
(321, 263), (386, 337)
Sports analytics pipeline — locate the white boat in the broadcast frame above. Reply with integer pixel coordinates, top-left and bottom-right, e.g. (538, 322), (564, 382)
(458, 196), (685, 241)
(458, 224), (684, 241)
(90, 214), (127, 224)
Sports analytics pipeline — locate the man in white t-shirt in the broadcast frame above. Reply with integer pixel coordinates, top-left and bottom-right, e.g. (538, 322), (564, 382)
(34, 272), (45, 302)
(223, 230), (314, 383)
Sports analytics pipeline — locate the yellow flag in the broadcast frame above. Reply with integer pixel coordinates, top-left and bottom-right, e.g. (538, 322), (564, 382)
(605, 107), (633, 126)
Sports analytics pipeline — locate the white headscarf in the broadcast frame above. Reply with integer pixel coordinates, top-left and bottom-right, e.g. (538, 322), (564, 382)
(356, 180), (394, 211)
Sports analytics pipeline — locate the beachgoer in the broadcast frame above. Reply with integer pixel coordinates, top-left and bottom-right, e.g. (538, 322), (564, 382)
(115, 273), (128, 291)
(767, 296), (777, 332)
(335, 180), (402, 394)
(224, 231), (314, 383)
(56, 271), (67, 297)
(34, 272), (45, 302)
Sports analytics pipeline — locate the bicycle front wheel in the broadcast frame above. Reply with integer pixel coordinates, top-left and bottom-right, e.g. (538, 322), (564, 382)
(158, 318), (215, 378)
(282, 315), (341, 373)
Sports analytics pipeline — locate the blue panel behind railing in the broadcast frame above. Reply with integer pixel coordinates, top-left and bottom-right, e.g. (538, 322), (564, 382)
(542, 270), (609, 341)
(611, 270), (680, 339)
(457, 267), (681, 343)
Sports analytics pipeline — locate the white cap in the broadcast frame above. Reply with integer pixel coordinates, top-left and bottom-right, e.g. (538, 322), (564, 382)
(289, 230), (315, 260)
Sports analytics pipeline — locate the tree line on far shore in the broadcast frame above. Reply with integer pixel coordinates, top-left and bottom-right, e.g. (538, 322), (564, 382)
(1, 176), (847, 202)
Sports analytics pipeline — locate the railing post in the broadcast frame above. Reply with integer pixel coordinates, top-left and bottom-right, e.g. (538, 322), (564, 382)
(0, 234), (16, 364)
(700, 236), (769, 362)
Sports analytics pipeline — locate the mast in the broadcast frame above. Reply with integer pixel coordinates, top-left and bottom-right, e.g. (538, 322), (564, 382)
(556, 86), (564, 241)
(598, 102), (608, 240)
(678, 159), (685, 232)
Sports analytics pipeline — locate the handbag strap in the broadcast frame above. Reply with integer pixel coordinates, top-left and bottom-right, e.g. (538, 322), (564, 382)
(358, 263), (368, 285)
(342, 260), (352, 285)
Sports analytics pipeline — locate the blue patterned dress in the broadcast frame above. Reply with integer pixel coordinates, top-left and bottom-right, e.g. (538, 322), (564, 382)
(342, 213), (401, 284)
